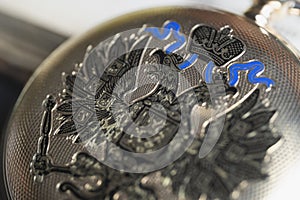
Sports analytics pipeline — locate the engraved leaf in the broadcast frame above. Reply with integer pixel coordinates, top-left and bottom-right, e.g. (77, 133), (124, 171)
(232, 89), (260, 117)
(54, 119), (77, 136)
(56, 100), (72, 115)
(109, 36), (126, 61)
(127, 36), (150, 67)
(245, 110), (276, 130)
(84, 49), (106, 78)
(62, 73), (76, 92)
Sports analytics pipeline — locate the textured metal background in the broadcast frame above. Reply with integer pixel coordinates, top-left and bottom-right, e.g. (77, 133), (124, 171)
(4, 6), (300, 200)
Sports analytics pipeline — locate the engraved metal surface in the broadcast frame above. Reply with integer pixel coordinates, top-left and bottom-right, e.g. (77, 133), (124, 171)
(4, 6), (300, 200)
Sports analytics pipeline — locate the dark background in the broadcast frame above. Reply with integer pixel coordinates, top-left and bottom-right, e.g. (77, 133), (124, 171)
(0, 12), (66, 199)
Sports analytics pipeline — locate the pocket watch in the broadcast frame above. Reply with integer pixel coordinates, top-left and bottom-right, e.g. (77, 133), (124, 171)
(3, 0), (300, 200)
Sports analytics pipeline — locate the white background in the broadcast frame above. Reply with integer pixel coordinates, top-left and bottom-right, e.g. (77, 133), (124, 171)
(0, 0), (298, 52)
(0, 0), (252, 36)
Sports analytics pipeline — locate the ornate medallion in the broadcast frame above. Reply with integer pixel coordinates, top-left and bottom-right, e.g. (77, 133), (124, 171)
(30, 20), (280, 200)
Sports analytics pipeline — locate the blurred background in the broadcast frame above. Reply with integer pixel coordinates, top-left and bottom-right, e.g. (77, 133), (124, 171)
(0, 0), (299, 199)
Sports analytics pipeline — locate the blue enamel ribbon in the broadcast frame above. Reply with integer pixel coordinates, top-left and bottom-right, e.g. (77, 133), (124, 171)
(145, 21), (198, 70)
(146, 21), (275, 88)
(204, 61), (215, 84)
(228, 60), (275, 88)
(145, 21), (184, 54)
(178, 54), (198, 70)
